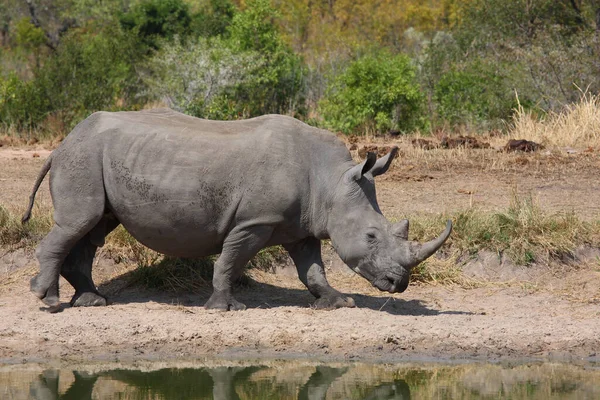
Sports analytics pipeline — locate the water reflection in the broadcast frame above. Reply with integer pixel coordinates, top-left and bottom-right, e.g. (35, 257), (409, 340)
(2, 361), (599, 399)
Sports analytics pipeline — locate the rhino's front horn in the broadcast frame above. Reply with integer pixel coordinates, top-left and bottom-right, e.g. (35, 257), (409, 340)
(412, 220), (453, 265)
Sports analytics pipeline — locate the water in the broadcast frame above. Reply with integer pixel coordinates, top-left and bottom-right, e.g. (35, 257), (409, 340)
(1, 360), (599, 399)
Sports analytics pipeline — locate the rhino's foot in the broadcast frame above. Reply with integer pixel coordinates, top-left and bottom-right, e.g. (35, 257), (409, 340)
(205, 293), (246, 311)
(30, 276), (60, 308)
(70, 291), (108, 307)
(314, 294), (355, 310)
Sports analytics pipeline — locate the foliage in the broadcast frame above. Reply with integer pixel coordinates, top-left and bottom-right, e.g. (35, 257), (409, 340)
(1, 0), (600, 136)
(227, 0), (306, 116)
(145, 0), (306, 119)
(119, 0), (193, 49)
(0, 73), (48, 129)
(434, 62), (518, 129)
(33, 26), (142, 129)
(452, 0), (600, 112)
(319, 51), (426, 134)
(190, 0), (236, 38)
(144, 36), (265, 119)
(14, 18), (46, 50)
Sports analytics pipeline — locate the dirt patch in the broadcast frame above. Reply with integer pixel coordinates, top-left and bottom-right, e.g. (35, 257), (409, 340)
(2, 145), (600, 364)
(1, 256), (599, 363)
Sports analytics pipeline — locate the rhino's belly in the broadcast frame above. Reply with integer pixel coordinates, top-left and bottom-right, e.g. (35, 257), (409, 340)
(113, 205), (227, 258)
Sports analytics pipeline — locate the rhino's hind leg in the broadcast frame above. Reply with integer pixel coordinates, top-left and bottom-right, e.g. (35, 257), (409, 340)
(285, 237), (355, 309)
(61, 235), (107, 308)
(31, 160), (106, 310)
(61, 216), (120, 307)
(31, 222), (100, 309)
(205, 226), (274, 311)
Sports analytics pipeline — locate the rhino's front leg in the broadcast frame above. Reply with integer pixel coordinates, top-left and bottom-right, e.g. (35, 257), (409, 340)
(205, 225), (274, 311)
(285, 237), (355, 309)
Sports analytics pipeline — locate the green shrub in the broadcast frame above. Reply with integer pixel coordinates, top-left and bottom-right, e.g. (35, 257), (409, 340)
(319, 51), (426, 135)
(14, 18), (46, 50)
(434, 63), (518, 129)
(34, 26), (142, 129)
(0, 73), (48, 129)
(145, 0), (306, 119)
(144, 37), (265, 119)
(190, 0), (236, 38)
(227, 0), (306, 117)
(119, 0), (193, 49)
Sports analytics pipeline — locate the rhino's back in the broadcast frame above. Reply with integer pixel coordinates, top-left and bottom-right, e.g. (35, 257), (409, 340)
(95, 108), (312, 142)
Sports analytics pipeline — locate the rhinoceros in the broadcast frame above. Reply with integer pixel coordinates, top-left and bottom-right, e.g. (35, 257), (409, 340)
(24, 109), (452, 311)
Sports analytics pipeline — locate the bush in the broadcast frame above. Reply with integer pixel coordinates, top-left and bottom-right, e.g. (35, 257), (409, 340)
(319, 51), (426, 135)
(33, 26), (143, 129)
(227, 0), (306, 116)
(145, 0), (306, 119)
(144, 37), (265, 119)
(434, 63), (518, 129)
(119, 0), (193, 49)
(190, 0), (236, 38)
(0, 73), (48, 129)
(1, 25), (143, 132)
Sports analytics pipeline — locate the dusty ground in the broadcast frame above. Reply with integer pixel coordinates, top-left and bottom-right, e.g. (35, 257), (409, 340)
(1, 144), (600, 364)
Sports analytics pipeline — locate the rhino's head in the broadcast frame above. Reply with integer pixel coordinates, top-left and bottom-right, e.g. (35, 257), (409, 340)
(328, 147), (452, 293)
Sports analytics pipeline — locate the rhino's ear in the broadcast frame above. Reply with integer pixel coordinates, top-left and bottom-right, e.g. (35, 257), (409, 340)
(370, 146), (398, 177)
(348, 152), (377, 181)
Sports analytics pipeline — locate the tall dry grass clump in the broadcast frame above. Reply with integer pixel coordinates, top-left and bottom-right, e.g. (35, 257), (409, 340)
(0, 204), (52, 249)
(408, 191), (597, 269)
(510, 91), (600, 148)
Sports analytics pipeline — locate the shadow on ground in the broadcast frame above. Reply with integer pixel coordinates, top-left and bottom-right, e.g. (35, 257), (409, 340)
(86, 265), (474, 317)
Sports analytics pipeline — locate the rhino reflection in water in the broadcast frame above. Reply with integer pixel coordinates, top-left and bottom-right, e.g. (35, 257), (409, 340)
(24, 109), (451, 311)
(27, 366), (411, 400)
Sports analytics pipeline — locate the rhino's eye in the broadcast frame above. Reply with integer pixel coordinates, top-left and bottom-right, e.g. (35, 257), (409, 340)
(366, 231), (377, 241)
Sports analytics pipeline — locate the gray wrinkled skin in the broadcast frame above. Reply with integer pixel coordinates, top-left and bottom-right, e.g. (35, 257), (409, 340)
(24, 109), (452, 311)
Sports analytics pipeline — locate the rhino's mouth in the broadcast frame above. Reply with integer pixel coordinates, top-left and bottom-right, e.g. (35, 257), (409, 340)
(372, 273), (409, 293)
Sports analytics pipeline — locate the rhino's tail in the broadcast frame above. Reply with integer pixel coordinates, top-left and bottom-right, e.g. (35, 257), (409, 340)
(22, 154), (52, 224)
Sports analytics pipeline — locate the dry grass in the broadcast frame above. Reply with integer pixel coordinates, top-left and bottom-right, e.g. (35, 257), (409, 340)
(0, 204), (52, 250)
(102, 224), (289, 292)
(0, 127), (63, 148)
(408, 191), (598, 268)
(510, 91), (600, 148)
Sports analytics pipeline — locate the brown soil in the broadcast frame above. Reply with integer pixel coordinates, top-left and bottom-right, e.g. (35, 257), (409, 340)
(1, 145), (600, 364)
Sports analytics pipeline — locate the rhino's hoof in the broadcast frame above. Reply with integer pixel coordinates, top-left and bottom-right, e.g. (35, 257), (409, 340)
(70, 292), (108, 307)
(205, 294), (246, 311)
(314, 295), (355, 310)
(30, 276), (60, 308)
(30, 276), (46, 299)
(41, 295), (60, 307)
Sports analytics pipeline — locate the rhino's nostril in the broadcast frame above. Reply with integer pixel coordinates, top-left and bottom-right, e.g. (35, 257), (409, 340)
(386, 277), (397, 293)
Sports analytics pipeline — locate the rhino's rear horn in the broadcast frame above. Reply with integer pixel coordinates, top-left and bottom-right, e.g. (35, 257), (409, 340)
(392, 219), (409, 240)
(412, 220), (452, 265)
